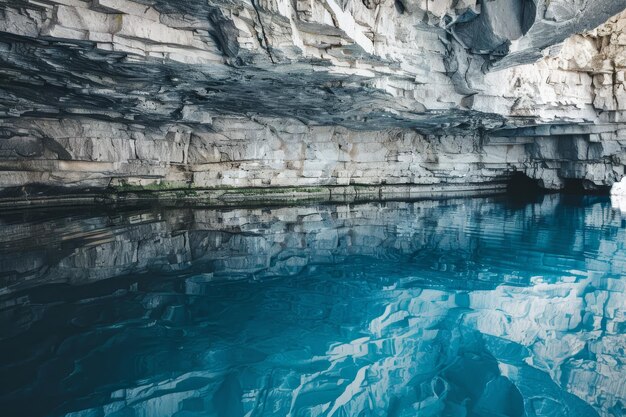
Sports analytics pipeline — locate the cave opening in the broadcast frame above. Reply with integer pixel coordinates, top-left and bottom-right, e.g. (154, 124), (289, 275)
(506, 171), (543, 198)
(506, 173), (611, 197)
(562, 178), (611, 195)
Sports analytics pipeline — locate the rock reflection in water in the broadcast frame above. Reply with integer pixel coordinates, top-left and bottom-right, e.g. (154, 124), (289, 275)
(0, 195), (625, 417)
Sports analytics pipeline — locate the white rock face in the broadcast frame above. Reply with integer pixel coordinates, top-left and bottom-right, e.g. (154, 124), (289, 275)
(611, 177), (626, 211)
(1, 0), (626, 198)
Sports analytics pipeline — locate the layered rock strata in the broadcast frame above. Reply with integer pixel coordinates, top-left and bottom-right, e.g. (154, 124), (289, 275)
(1, 1), (626, 199)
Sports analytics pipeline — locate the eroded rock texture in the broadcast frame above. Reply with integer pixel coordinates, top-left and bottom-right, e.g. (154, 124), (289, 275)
(1, 0), (626, 196)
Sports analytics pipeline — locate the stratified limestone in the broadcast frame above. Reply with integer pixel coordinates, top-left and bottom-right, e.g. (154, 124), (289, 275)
(1, 1), (626, 197)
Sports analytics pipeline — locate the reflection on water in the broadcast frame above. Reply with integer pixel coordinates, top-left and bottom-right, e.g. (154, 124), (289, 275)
(0, 195), (625, 417)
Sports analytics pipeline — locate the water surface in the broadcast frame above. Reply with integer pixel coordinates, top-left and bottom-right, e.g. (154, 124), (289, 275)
(0, 195), (625, 417)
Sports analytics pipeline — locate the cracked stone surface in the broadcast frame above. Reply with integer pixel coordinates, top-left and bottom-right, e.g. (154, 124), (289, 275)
(1, 0), (626, 196)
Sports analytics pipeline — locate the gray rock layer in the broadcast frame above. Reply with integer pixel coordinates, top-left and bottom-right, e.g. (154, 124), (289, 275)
(1, 0), (626, 196)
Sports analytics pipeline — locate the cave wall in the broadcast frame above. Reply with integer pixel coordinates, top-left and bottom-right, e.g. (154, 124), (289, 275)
(0, 115), (623, 195)
(1, 0), (626, 199)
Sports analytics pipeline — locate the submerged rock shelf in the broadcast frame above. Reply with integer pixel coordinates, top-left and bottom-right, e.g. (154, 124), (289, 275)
(0, 182), (511, 209)
(1, 1), (626, 199)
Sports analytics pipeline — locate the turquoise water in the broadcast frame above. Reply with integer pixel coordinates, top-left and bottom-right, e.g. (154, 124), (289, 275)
(0, 194), (625, 417)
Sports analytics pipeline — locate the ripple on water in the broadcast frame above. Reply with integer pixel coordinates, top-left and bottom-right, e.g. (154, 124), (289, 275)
(0, 194), (624, 417)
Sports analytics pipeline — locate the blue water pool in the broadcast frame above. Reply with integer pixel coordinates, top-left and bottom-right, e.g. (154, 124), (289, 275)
(0, 194), (625, 417)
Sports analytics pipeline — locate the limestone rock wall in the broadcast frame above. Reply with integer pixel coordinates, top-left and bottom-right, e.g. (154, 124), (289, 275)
(1, 114), (623, 193)
(1, 0), (626, 197)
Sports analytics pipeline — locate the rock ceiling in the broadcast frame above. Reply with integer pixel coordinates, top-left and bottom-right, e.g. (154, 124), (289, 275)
(1, 0), (626, 196)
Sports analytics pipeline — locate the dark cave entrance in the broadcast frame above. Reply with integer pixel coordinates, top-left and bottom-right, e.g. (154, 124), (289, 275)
(506, 172), (543, 198)
(562, 178), (610, 195)
(506, 172), (610, 197)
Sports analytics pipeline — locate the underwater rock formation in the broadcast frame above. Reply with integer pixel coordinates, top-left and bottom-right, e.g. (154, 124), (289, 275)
(1, 1), (626, 199)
